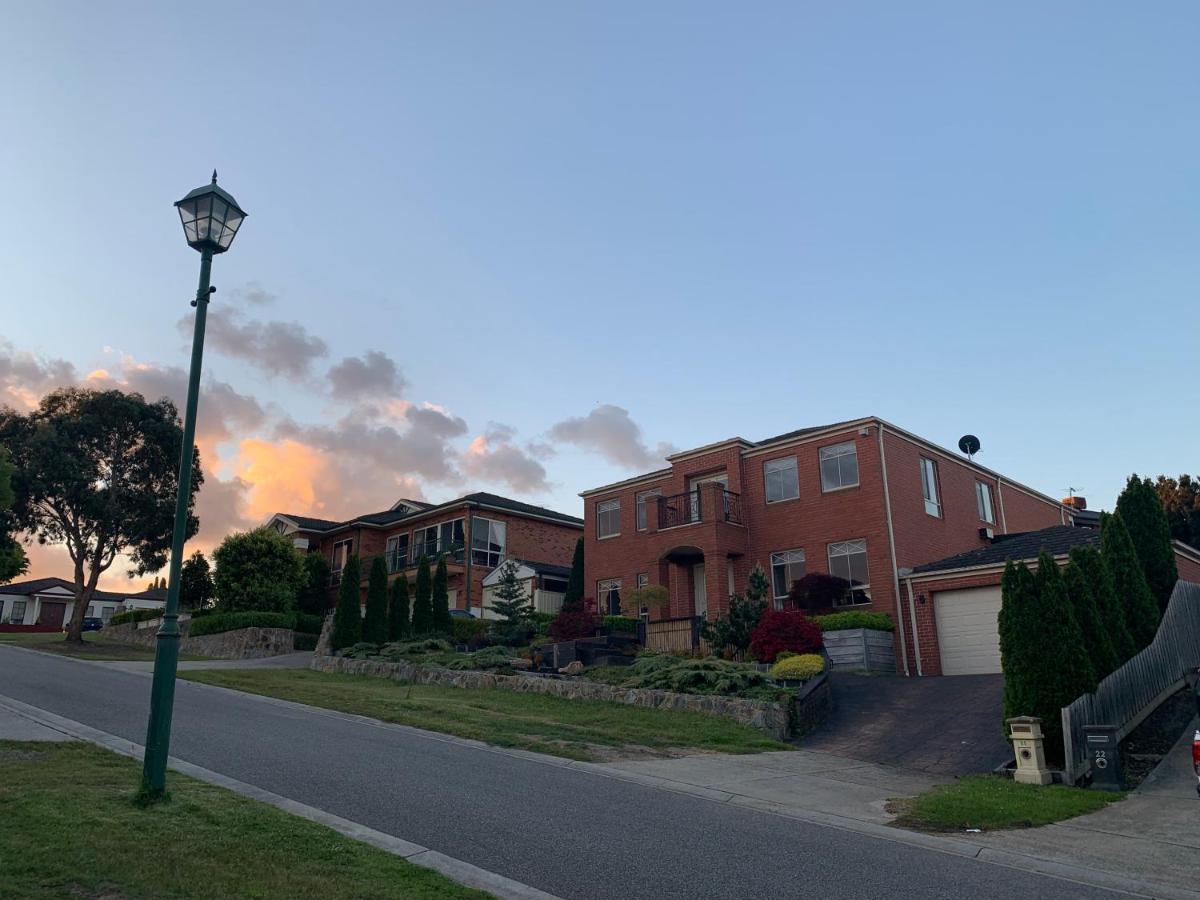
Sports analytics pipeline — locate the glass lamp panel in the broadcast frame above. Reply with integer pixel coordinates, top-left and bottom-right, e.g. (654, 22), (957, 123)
(184, 221), (199, 242)
(194, 195), (212, 218)
(225, 209), (243, 230)
(176, 198), (199, 226)
(210, 198), (228, 226)
(217, 226), (235, 250)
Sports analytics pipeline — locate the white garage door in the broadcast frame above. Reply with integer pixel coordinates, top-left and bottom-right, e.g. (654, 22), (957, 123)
(934, 586), (1003, 676)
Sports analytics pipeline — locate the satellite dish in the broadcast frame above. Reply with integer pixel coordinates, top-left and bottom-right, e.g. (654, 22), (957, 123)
(958, 434), (981, 459)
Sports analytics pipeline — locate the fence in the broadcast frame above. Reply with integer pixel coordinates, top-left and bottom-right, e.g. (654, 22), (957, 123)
(1061, 580), (1200, 783)
(641, 615), (702, 654)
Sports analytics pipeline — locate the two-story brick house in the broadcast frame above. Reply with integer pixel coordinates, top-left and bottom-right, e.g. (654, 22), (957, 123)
(267, 492), (583, 616)
(581, 417), (1073, 672)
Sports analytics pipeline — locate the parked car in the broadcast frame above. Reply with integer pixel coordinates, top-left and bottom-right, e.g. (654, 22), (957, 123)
(449, 608), (479, 619)
(80, 617), (105, 632)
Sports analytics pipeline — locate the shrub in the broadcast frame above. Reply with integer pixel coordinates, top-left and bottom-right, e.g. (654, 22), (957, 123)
(188, 611), (292, 637)
(813, 611), (894, 632)
(561, 538), (585, 612)
(291, 613), (323, 635)
(605, 656), (783, 699)
(788, 573), (851, 612)
(180, 551), (214, 611)
(110, 608), (161, 627)
(331, 555), (362, 652)
(411, 557), (434, 635)
(700, 592), (766, 656)
(1116, 474), (1178, 611)
(432, 557), (452, 634)
(1071, 545), (1136, 665)
(548, 602), (600, 641)
(769, 654), (825, 681)
(529, 611), (554, 635)
(296, 553), (331, 615)
(388, 575), (411, 642)
(343, 642), (382, 659)
(293, 633), (317, 651)
(467, 630), (492, 650)
(439, 646), (514, 670)
(748, 609), (823, 663)
(362, 556), (389, 645)
(451, 616), (491, 642)
(1101, 511), (1160, 649)
(1062, 553), (1119, 680)
(602, 615), (639, 634)
(212, 527), (304, 613)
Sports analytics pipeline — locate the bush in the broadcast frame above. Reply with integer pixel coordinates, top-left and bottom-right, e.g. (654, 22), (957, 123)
(293, 633), (317, 651)
(377, 638), (453, 659)
(593, 656), (784, 699)
(529, 612), (554, 635)
(212, 527), (304, 613)
(438, 646), (514, 670)
(467, 631), (492, 650)
(451, 616), (491, 642)
(749, 609), (823, 663)
(109, 608), (160, 627)
(188, 611), (292, 637)
(602, 615), (639, 634)
(769, 654), (825, 681)
(343, 642), (382, 659)
(814, 611), (894, 632)
(331, 555), (362, 652)
(548, 604), (600, 641)
(291, 613), (323, 635)
(362, 556), (389, 645)
(788, 573), (851, 612)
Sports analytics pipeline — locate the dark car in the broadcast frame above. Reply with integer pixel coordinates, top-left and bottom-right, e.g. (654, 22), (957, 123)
(448, 609), (477, 619)
(81, 617), (105, 631)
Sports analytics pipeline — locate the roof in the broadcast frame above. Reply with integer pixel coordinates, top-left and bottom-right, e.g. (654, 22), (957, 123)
(911, 525), (1100, 575)
(279, 514), (343, 532)
(525, 561), (572, 578)
(753, 419), (863, 447)
(127, 588), (168, 601)
(0, 577), (139, 602)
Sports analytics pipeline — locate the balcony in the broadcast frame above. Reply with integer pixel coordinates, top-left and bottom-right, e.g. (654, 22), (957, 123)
(330, 541), (467, 586)
(657, 488), (742, 530)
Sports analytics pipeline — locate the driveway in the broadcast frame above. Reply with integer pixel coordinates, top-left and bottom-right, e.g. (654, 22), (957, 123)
(800, 673), (1011, 775)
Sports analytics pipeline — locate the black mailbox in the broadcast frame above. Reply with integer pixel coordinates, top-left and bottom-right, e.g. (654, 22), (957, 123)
(1084, 724), (1123, 791)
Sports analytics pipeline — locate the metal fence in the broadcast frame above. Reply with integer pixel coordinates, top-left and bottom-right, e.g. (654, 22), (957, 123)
(1061, 580), (1200, 783)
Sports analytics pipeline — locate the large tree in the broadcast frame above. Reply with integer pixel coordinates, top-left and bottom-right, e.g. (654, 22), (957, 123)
(212, 528), (303, 613)
(0, 388), (202, 641)
(1116, 474), (1178, 611)
(296, 553), (331, 616)
(362, 555), (389, 644)
(1062, 552), (1119, 681)
(1068, 545), (1135, 667)
(1100, 512), (1160, 650)
(179, 551), (214, 611)
(1154, 474), (1200, 549)
(432, 556), (452, 634)
(561, 538), (584, 613)
(0, 446), (28, 582)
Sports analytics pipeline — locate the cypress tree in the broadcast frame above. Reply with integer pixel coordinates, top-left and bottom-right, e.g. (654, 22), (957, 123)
(362, 556), (389, 644)
(1115, 474), (1179, 612)
(562, 538), (585, 612)
(388, 574), (411, 641)
(1063, 551), (1119, 681)
(432, 556), (452, 634)
(1071, 545), (1136, 665)
(1101, 512), (1160, 650)
(331, 555), (362, 651)
(411, 556), (434, 634)
(998, 560), (1038, 737)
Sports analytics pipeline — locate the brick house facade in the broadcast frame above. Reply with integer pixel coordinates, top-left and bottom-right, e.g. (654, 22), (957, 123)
(268, 492), (582, 615)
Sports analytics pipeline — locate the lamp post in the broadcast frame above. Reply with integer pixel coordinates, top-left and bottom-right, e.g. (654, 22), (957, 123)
(141, 171), (247, 796)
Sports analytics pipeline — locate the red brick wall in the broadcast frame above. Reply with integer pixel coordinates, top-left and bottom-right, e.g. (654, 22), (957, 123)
(905, 570), (1008, 676)
(1173, 549), (1200, 585)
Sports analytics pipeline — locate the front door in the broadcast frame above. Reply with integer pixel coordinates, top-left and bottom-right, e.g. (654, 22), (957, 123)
(39, 601), (66, 628)
(693, 563), (707, 617)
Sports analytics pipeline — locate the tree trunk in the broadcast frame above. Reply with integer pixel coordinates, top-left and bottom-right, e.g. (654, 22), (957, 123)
(64, 559), (101, 643)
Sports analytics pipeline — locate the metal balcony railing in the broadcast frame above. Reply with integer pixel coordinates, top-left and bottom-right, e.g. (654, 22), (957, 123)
(657, 489), (742, 529)
(329, 541), (468, 586)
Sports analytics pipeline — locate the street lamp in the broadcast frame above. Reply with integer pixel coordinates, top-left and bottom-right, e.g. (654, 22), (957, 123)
(141, 171), (247, 797)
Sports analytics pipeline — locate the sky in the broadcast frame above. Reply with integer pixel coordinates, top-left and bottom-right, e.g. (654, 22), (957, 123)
(2, 2), (1198, 587)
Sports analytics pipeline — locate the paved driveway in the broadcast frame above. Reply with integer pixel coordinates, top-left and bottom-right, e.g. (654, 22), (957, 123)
(800, 673), (1011, 775)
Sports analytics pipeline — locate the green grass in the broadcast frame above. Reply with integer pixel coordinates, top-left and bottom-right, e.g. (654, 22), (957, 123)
(893, 775), (1123, 831)
(0, 630), (206, 661)
(180, 668), (788, 761)
(0, 740), (488, 899)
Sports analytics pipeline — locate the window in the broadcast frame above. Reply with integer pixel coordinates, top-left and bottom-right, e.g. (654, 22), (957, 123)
(636, 489), (661, 531)
(770, 550), (807, 603)
(636, 573), (650, 615)
(828, 540), (870, 606)
(100, 606), (114, 624)
(330, 539), (353, 577)
(414, 519), (465, 560)
(764, 456), (799, 503)
(471, 517), (507, 568)
(976, 481), (995, 524)
(11, 600), (27, 624)
(87, 605), (95, 617)
(598, 578), (622, 616)
(920, 457), (941, 517)
(597, 499), (621, 539)
(385, 533), (410, 572)
(542, 577), (569, 594)
(819, 442), (859, 491)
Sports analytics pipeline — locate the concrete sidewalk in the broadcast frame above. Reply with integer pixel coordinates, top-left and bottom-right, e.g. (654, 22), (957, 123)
(0, 704), (72, 741)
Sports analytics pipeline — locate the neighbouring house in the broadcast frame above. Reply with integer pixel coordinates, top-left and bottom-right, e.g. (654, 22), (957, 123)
(480, 560), (572, 620)
(905, 523), (1200, 676)
(0, 578), (167, 628)
(266, 492), (583, 615)
(582, 417), (1082, 669)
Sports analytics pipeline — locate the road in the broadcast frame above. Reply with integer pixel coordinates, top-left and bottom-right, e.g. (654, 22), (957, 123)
(0, 646), (1127, 900)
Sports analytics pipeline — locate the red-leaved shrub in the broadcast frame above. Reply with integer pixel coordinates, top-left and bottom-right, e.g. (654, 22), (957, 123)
(548, 598), (600, 641)
(749, 609), (823, 663)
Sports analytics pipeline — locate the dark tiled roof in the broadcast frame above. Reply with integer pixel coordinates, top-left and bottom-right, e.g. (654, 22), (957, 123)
(912, 525), (1099, 575)
(0, 577), (75, 595)
(286, 491), (583, 535)
(753, 419), (863, 447)
(281, 514), (344, 532)
(524, 561), (572, 579)
(461, 492), (582, 526)
(127, 588), (168, 601)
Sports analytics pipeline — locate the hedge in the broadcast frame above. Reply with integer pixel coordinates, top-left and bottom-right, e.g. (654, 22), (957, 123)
(291, 613), (324, 635)
(293, 633), (318, 652)
(769, 653), (825, 681)
(188, 611), (293, 637)
(450, 617), (491, 642)
(602, 615), (639, 634)
(109, 609), (161, 627)
(813, 611), (894, 632)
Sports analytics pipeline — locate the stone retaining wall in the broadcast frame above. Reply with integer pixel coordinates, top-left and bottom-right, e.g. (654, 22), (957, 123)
(311, 654), (792, 739)
(103, 620), (296, 660)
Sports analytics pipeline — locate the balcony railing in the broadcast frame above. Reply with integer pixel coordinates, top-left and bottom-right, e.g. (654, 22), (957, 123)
(657, 489), (742, 529)
(330, 541), (467, 585)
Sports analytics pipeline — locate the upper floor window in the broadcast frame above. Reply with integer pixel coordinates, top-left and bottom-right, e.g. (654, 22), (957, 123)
(976, 481), (995, 524)
(471, 516), (507, 568)
(770, 549), (806, 604)
(828, 539), (870, 606)
(920, 457), (941, 517)
(385, 533), (410, 572)
(764, 456), (799, 503)
(819, 442), (859, 492)
(331, 539), (353, 573)
(598, 578), (622, 616)
(636, 489), (661, 531)
(597, 499), (621, 539)
(414, 519), (465, 560)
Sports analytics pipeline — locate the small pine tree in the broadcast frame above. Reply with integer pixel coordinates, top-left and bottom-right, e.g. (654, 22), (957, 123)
(362, 556), (389, 644)
(1071, 545), (1137, 665)
(1063, 551), (1119, 681)
(432, 556), (452, 634)
(331, 555), (362, 651)
(1101, 511), (1160, 650)
(745, 563), (770, 605)
(489, 558), (532, 630)
(411, 556), (434, 634)
(1116, 474), (1179, 612)
(388, 574), (411, 641)
(561, 538), (585, 612)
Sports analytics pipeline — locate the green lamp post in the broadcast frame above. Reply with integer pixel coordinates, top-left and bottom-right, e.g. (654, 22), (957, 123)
(141, 172), (246, 796)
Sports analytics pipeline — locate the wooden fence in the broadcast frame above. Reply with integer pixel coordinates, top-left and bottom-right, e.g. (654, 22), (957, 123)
(641, 616), (706, 654)
(1061, 580), (1200, 783)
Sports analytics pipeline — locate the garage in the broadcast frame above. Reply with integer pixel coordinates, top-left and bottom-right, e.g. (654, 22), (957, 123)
(934, 586), (1003, 676)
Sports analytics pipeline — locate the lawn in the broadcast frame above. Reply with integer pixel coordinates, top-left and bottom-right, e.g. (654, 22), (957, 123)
(891, 775), (1122, 832)
(0, 740), (488, 900)
(180, 668), (789, 761)
(0, 630), (206, 661)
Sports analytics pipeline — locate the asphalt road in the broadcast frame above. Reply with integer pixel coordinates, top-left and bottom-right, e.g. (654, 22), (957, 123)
(0, 646), (1123, 900)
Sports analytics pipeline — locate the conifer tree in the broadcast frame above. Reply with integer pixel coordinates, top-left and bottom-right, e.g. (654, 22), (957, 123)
(331, 555), (362, 651)
(745, 563), (770, 605)
(999, 560), (1038, 736)
(561, 538), (585, 612)
(411, 556), (434, 634)
(432, 556), (452, 634)
(362, 555), (389, 644)
(1071, 545), (1136, 665)
(1101, 512), (1160, 649)
(1063, 551), (1119, 680)
(388, 573), (411, 641)
(489, 558), (532, 634)
(1115, 474), (1179, 612)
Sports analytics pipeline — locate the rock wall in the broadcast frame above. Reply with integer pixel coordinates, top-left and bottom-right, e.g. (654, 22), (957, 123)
(103, 620), (296, 660)
(311, 654), (792, 739)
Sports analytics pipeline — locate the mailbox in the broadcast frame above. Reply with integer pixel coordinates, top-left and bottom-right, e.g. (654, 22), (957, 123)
(1008, 716), (1052, 786)
(1084, 724), (1123, 791)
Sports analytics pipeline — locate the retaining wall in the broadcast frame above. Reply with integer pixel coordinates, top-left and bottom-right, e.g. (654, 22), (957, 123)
(103, 620), (296, 660)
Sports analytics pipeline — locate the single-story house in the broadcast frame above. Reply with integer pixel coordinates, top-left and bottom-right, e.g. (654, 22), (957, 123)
(901, 525), (1200, 677)
(480, 561), (571, 620)
(0, 578), (167, 628)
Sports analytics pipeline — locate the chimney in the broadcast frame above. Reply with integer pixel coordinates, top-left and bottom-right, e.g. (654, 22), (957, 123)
(1062, 496), (1087, 510)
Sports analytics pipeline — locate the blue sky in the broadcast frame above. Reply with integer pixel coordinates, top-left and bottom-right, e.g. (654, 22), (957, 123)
(3, 2), (1198, 578)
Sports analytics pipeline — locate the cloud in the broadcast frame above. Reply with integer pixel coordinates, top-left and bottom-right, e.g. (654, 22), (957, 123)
(461, 423), (551, 493)
(182, 309), (329, 379)
(548, 404), (675, 469)
(327, 350), (406, 400)
(237, 283), (277, 306)
(0, 340), (77, 410)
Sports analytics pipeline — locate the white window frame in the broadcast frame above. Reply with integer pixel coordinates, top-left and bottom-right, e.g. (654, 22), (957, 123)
(769, 549), (806, 604)
(598, 578), (622, 616)
(385, 533), (410, 571)
(827, 539), (871, 606)
(920, 457), (941, 518)
(331, 539), (353, 574)
(471, 516), (507, 568)
(819, 442), (860, 492)
(414, 518), (465, 560)
(976, 481), (995, 524)
(597, 499), (621, 539)
(11, 599), (27, 624)
(636, 489), (661, 531)
(763, 456), (800, 504)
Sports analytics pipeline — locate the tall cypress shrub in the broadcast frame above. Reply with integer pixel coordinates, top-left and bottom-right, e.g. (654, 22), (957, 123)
(388, 574), (411, 641)
(362, 556), (389, 644)
(998, 560), (1038, 737)
(1071, 545), (1136, 665)
(331, 555), (362, 651)
(1063, 552), (1119, 681)
(562, 538), (585, 613)
(432, 556), (452, 634)
(1115, 474), (1179, 612)
(411, 556), (434, 634)
(1101, 512), (1160, 650)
